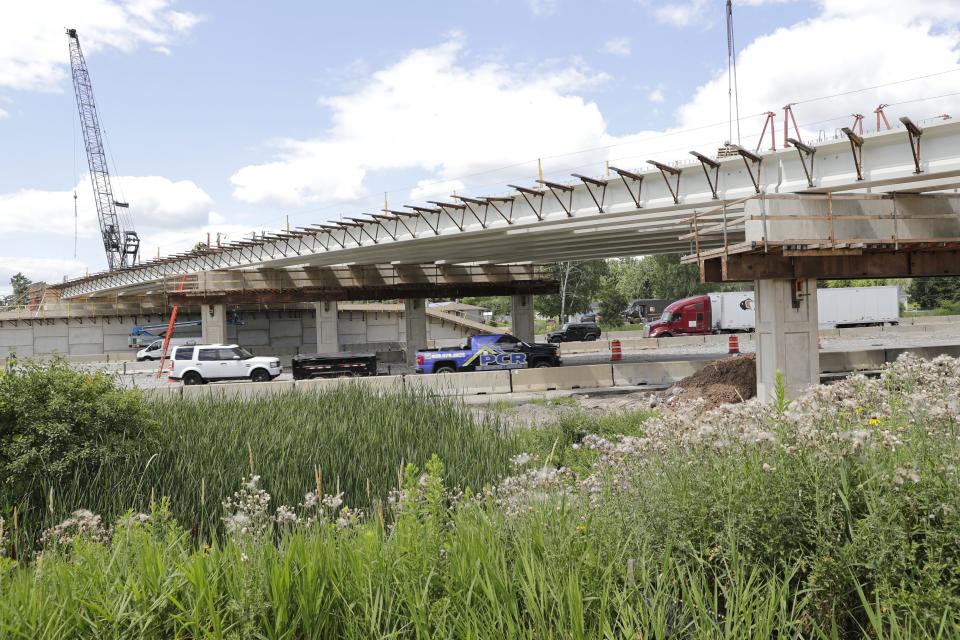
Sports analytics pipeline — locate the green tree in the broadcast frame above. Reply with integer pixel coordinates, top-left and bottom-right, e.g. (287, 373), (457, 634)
(910, 277), (960, 309)
(597, 274), (629, 326)
(536, 260), (609, 322)
(608, 254), (732, 302)
(6, 272), (31, 307)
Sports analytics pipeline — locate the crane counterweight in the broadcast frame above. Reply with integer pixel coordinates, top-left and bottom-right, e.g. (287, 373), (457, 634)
(67, 28), (140, 270)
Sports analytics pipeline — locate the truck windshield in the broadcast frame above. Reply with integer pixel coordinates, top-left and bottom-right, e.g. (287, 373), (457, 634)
(660, 310), (672, 322)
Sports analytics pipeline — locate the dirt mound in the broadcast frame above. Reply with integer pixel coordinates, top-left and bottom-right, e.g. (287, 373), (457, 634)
(662, 354), (756, 410)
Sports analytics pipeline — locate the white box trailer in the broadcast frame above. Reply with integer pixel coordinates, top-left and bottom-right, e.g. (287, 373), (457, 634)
(708, 292), (755, 331)
(817, 286), (900, 327)
(709, 286), (899, 331)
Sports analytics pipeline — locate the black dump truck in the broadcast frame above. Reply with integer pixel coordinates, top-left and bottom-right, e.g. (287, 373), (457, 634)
(291, 352), (377, 380)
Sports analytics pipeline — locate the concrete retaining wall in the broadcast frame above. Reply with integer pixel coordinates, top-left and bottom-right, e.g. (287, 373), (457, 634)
(0, 308), (482, 362)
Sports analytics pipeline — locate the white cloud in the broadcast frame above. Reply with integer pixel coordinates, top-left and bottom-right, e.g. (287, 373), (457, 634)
(410, 178), (466, 201)
(0, 0), (201, 92)
(0, 257), (88, 294)
(654, 0), (710, 27)
(675, 0), (960, 147)
(231, 39), (614, 208)
(0, 108), (8, 120)
(0, 176), (213, 237)
(233, 1), (960, 224)
(652, 0), (800, 27)
(527, 0), (558, 16)
(601, 37), (632, 56)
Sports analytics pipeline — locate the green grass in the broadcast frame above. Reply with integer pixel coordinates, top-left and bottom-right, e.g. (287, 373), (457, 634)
(4, 384), (517, 552)
(482, 399), (516, 412)
(903, 304), (960, 317)
(5, 358), (960, 637)
(526, 395), (579, 407)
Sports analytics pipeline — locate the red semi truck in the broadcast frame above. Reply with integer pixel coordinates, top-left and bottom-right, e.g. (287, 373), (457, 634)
(645, 287), (900, 338)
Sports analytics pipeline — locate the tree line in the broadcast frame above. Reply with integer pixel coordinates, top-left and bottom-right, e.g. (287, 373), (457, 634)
(464, 257), (960, 324)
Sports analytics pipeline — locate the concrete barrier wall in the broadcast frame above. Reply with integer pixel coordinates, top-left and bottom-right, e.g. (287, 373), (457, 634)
(406, 370), (512, 396)
(612, 361), (707, 386)
(820, 350), (886, 373)
(512, 364), (614, 392)
(558, 340), (609, 355)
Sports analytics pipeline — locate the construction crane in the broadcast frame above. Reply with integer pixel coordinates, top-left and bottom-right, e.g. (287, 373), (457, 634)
(66, 28), (140, 270)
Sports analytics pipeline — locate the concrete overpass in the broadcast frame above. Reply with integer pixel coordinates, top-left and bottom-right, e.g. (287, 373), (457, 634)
(36, 117), (960, 393)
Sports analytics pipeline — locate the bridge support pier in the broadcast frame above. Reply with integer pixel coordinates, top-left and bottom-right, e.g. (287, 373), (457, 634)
(201, 303), (229, 344)
(404, 298), (428, 366)
(754, 278), (819, 402)
(313, 301), (340, 354)
(511, 294), (535, 343)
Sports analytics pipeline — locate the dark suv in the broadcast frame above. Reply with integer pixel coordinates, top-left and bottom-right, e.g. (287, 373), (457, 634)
(546, 323), (602, 343)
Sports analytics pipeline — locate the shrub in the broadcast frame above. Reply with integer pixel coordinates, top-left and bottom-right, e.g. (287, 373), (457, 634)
(0, 358), (156, 509)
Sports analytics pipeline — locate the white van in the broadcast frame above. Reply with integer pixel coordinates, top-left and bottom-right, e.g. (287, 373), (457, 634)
(136, 337), (199, 362)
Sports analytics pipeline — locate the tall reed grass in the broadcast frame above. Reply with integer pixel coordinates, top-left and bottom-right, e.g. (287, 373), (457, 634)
(4, 384), (515, 551)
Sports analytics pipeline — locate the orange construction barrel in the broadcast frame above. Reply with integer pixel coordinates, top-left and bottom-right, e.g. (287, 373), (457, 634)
(611, 339), (622, 362)
(728, 335), (740, 354)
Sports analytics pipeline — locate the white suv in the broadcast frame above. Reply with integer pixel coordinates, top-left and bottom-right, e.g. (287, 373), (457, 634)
(170, 344), (282, 385)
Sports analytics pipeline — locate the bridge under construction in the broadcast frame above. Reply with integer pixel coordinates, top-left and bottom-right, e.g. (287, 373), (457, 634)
(6, 115), (960, 398)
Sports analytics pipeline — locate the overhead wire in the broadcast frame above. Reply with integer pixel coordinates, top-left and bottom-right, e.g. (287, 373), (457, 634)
(279, 67), (960, 227)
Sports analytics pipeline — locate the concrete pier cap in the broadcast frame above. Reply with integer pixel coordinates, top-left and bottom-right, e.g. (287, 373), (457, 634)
(754, 278), (819, 402)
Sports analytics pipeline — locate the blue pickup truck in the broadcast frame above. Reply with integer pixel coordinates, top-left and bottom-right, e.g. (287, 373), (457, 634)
(415, 334), (561, 374)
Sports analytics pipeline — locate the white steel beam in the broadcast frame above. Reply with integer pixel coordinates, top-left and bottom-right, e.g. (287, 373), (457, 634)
(55, 118), (960, 298)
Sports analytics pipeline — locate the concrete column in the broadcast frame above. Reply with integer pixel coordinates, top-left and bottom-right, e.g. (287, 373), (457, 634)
(511, 294), (535, 343)
(201, 303), (229, 344)
(754, 278), (820, 402)
(404, 298), (428, 366)
(314, 300), (339, 354)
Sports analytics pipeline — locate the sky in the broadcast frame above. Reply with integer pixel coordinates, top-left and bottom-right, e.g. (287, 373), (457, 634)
(1, 0), (959, 294)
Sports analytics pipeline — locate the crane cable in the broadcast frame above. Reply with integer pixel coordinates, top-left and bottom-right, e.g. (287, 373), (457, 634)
(72, 86), (78, 260)
(727, 0), (741, 146)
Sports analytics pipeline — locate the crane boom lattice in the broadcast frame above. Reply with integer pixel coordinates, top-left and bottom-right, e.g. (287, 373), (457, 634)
(67, 28), (140, 270)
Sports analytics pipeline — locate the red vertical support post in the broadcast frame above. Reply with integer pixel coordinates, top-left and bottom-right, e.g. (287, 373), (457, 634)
(156, 275), (188, 378)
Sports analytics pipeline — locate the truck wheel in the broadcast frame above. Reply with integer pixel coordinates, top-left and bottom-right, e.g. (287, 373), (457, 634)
(336, 371), (356, 378)
(434, 365), (456, 374)
(183, 371), (203, 386)
(250, 369), (271, 383)
(586, 334), (598, 341)
(659, 333), (673, 338)
(533, 361), (552, 368)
